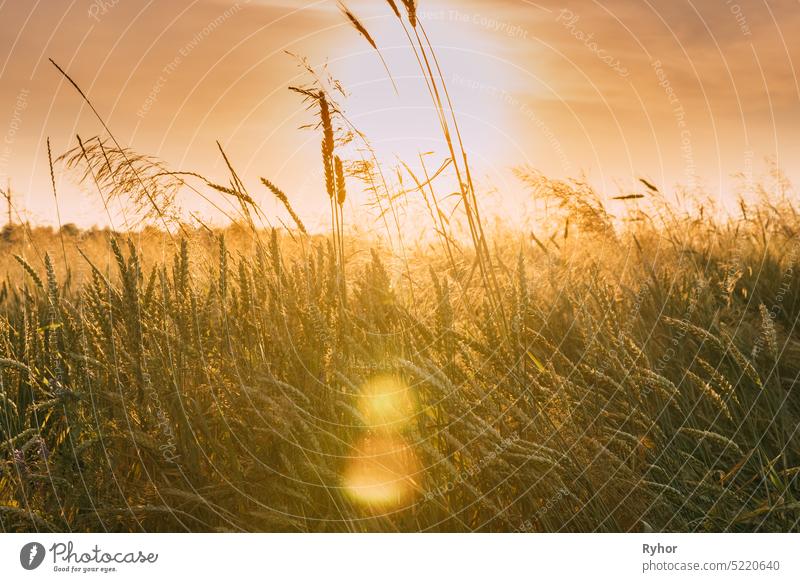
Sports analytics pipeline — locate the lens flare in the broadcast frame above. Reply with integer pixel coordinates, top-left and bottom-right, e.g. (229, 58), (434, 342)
(358, 374), (415, 429)
(343, 375), (420, 509)
(343, 434), (419, 509)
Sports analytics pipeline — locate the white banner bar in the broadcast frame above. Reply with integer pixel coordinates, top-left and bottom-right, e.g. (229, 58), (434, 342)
(1, 534), (797, 581)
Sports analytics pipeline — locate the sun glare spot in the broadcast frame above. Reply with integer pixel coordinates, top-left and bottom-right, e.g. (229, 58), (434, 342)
(343, 434), (419, 509)
(359, 374), (415, 429)
(343, 375), (419, 509)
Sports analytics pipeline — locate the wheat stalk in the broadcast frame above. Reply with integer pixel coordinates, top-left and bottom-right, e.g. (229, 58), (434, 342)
(261, 177), (308, 236)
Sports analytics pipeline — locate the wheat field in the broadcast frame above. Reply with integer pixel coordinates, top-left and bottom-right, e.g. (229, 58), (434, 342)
(1, 0), (799, 533)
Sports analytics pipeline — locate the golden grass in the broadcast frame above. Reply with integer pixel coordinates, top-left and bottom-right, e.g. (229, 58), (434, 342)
(1, 1), (798, 534)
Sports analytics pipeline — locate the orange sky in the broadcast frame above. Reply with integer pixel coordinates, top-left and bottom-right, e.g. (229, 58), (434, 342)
(1, 0), (798, 231)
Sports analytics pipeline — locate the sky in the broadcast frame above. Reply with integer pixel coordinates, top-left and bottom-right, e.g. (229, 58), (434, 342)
(0, 0), (798, 231)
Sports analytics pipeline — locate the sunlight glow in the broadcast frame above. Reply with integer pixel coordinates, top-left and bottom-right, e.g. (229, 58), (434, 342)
(359, 375), (415, 429)
(343, 434), (419, 509)
(343, 375), (419, 509)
